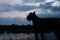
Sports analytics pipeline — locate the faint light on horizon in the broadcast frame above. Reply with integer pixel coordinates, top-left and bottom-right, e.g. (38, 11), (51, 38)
(0, 11), (27, 19)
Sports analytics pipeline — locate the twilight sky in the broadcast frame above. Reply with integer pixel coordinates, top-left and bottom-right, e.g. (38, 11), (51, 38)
(0, 0), (60, 25)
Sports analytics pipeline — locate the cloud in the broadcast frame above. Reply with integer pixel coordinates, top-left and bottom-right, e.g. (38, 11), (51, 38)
(0, 0), (59, 12)
(52, 1), (60, 7)
(0, 3), (14, 12)
(13, 4), (37, 11)
(23, 0), (58, 4)
(51, 7), (60, 12)
(23, 3), (40, 7)
(45, 0), (54, 3)
(0, 0), (23, 5)
(35, 1), (60, 18)
(36, 9), (60, 18)
(0, 3), (38, 19)
(0, 3), (38, 12)
(23, 0), (45, 3)
(40, 2), (53, 9)
(39, 1), (60, 12)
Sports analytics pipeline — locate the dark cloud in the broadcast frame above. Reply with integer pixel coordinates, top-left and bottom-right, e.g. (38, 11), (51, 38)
(0, 3), (37, 12)
(0, 3), (14, 12)
(13, 4), (37, 11)
(23, 0), (45, 3)
(39, 2), (60, 12)
(40, 2), (53, 9)
(51, 7), (60, 12)
(36, 2), (60, 18)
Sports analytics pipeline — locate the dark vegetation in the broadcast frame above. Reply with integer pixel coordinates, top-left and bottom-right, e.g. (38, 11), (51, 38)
(0, 24), (33, 34)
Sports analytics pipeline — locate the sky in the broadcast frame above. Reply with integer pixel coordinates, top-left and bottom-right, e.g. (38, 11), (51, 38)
(0, 0), (60, 25)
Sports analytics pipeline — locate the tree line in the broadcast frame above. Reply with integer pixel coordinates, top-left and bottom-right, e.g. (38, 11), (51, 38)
(0, 24), (33, 34)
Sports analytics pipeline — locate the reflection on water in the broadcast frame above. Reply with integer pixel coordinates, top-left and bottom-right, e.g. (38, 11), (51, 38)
(0, 32), (35, 40)
(0, 32), (57, 40)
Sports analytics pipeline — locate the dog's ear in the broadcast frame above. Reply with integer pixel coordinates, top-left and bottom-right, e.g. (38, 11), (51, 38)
(33, 11), (35, 14)
(29, 12), (32, 14)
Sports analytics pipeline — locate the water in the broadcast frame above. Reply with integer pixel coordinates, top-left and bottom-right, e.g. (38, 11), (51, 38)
(0, 33), (35, 40)
(0, 32), (57, 40)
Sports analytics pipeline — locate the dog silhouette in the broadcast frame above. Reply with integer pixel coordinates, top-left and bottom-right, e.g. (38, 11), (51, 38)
(26, 11), (60, 40)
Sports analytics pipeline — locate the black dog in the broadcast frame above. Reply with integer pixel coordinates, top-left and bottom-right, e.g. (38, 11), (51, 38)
(27, 11), (60, 40)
